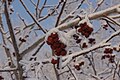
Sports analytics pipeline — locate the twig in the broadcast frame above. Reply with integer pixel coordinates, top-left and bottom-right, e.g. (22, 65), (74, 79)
(39, 0), (47, 17)
(19, 0), (47, 33)
(113, 61), (119, 79)
(29, 42), (45, 61)
(0, 68), (17, 72)
(4, 1), (23, 80)
(103, 15), (120, 27)
(93, 0), (104, 12)
(67, 65), (78, 80)
(55, 0), (67, 27)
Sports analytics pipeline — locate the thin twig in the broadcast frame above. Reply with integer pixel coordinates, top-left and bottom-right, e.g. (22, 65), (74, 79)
(19, 0), (47, 33)
(4, 1), (23, 80)
(55, 0), (67, 27)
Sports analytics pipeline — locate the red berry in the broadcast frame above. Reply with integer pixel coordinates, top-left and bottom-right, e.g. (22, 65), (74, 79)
(55, 52), (61, 56)
(51, 58), (58, 64)
(60, 43), (66, 48)
(53, 42), (61, 48)
(78, 28), (82, 32)
(61, 49), (67, 56)
(55, 48), (62, 53)
(113, 47), (117, 51)
(51, 33), (58, 38)
(82, 43), (88, 48)
(51, 45), (57, 50)
(47, 36), (54, 45)
(74, 64), (80, 70)
(54, 37), (59, 42)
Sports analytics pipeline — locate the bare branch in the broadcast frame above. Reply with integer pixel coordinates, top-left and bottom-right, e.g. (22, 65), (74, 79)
(0, 68), (17, 72)
(55, 0), (67, 27)
(19, 0), (47, 33)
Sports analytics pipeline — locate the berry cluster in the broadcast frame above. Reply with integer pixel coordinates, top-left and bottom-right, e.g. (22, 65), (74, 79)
(73, 34), (82, 44)
(74, 61), (84, 70)
(101, 47), (115, 63)
(46, 32), (67, 56)
(76, 22), (93, 38)
(88, 38), (96, 44)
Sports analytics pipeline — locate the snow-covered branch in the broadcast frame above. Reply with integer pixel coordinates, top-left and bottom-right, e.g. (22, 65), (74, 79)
(0, 68), (17, 72)
(20, 4), (120, 58)
(62, 42), (110, 68)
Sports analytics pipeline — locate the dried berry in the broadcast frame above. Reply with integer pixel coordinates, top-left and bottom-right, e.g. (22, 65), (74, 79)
(8, 61), (11, 66)
(76, 39), (81, 43)
(101, 55), (105, 60)
(74, 64), (80, 70)
(103, 24), (108, 30)
(73, 34), (79, 40)
(82, 43), (88, 48)
(104, 48), (113, 54)
(79, 61), (84, 66)
(88, 38), (95, 44)
(54, 52), (61, 56)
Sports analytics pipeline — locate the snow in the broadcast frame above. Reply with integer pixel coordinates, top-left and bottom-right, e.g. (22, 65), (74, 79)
(78, 16), (93, 28)
(116, 7), (120, 13)
(25, 78), (38, 80)
(97, 0), (104, 5)
(45, 28), (59, 42)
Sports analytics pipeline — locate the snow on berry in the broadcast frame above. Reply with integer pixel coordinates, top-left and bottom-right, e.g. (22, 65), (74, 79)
(45, 28), (68, 56)
(76, 18), (93, 38)
(104, 46), (113, 54)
